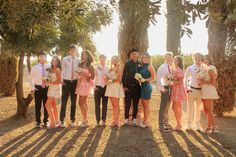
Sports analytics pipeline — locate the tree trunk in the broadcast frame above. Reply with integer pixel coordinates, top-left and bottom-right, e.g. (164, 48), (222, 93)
(207, 1), (234, 116)
(27, 52), (31, 73)
(118, 0), (149, 63)
(15, 51), (33, 117)
(166, 0), (182, 55)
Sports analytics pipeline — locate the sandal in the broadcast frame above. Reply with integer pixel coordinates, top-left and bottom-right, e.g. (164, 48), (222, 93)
(204, 127), (212, 134)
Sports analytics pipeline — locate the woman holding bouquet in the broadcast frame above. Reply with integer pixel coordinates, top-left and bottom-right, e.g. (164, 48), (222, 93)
(105, 56), (124, 127)
(75, 50), (95, 127)
(45, 56), (62, 128)
(171, 56), (186, 131)
(201, 55), (219, 133)
(138, 52), (156, 128)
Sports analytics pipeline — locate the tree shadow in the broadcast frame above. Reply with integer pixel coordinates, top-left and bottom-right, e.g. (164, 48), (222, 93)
(176, 131), (210, 156)
(197, 131), (236, 156)
(38, 128), (70, 157)
(11, 129), (55, 156)
(102, 127), (163, 157)
(55, 127), (87, 156)
(76, 126), (104, 156)
(0, 106), (35, 138)
(0, 128), (39, 156)
(160, 130), (190, 157)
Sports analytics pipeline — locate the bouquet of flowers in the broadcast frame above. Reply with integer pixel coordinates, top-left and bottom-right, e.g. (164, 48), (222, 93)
(195, 67), (206, 80)
(134, 73), (145, 83)
(164, 73), (174, 85)
(43, 68), (52, 82)
(105, 72), (117, 84)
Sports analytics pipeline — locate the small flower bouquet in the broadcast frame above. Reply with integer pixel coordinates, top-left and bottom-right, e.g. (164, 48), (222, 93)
(43, 68), (52, 82)
(195, 67), (206, 80)
(105, 72), (117, 84)
(165, 74), (174, 85)
(134, 73), (145, 83)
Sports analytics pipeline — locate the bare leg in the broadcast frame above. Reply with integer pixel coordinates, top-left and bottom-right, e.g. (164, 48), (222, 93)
(142, 99), (150, 125)
(79, 96), (88, 122)
(45, 98), (55, 127)
(172, 101), (182, 129)
(52, 98), (59, 125)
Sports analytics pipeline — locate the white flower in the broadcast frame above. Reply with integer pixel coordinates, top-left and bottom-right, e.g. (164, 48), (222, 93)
(135, 73), (145, 83)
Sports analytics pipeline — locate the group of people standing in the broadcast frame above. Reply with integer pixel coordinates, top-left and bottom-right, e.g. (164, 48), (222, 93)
(30, 44), (219, 133)
(157, 52), (219, 133)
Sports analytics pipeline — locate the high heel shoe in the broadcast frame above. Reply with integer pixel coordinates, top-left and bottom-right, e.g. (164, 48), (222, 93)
(204, 127), (212, 134)
(212, 125), (219, 133)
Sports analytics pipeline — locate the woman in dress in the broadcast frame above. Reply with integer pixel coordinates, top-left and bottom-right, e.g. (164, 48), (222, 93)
(45, 56), (62, 128)
(75, 50), (95, 127)
(105, 56), (124, 127)
(171, 56), (186, 130)
(139, 52), (156, 128)
(201, 55), (219, 133)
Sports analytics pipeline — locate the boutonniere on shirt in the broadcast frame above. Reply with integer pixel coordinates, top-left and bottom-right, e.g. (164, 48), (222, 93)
(137, 63), (142, 68)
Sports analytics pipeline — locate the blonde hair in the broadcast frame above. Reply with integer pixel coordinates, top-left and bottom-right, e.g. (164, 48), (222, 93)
(164, 52), (173, 58)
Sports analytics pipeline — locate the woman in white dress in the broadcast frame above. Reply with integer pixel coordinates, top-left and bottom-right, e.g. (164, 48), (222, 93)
(45, 56), (62, 128)
(201, 55), (219, 133)
(105, 56), (124, 127)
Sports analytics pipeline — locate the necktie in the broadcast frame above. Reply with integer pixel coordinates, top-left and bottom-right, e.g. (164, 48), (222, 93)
(42, 64), (46, 88)
(71, 57), (74, 80)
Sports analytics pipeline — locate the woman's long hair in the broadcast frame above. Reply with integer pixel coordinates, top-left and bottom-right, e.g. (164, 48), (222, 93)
(51, 56), (61, 69)
(174, 55), (183, 70)
(80, 50), (94, 68)
(203, 55), (214, 65)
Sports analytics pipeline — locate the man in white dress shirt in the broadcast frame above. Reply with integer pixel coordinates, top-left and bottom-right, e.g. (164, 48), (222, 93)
(60, 44), (80, 127)
(184, 53), (203, 131)
(94, 54), (109, 126)
(156, 52), (173, 131)
(30, 51), (50, 128)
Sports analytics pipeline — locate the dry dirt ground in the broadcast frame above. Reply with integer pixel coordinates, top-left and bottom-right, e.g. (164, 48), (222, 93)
(0, 82), (236, 157)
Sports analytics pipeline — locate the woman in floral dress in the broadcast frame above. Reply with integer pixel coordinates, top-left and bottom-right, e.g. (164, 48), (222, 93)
(171, 56), (186, 130)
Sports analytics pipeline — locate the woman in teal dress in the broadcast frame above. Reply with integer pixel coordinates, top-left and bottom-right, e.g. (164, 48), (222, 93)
(139, 52), (156, 128)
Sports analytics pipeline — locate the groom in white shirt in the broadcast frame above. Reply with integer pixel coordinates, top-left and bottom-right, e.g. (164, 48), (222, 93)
(60, 44), (80, 127)
(184, 53), (203, 131)
(30, 51), (50, 128)
(156, 52), (173, 131)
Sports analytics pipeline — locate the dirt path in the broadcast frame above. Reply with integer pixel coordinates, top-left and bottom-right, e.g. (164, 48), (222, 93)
(0, 83), (236, 157)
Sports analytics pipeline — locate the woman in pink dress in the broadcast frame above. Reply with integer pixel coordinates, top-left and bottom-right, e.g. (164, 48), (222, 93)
(75, 50), (95, 127)
(171, 56), (186, 130)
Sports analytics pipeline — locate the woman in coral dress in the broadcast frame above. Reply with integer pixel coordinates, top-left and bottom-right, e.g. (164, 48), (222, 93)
(171, 56), (186, 130)
(75, 50), (94, 127)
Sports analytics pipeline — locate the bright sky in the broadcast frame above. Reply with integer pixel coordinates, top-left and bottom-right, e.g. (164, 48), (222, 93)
(93, 3), (208, 59)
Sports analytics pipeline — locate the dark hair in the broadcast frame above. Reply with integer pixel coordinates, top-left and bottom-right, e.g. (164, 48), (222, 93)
(69, 44), (78, 51)
(127, 48), (139, 58)
(51, 56), (61, 69)
(80, 50), (94, 67)
(203, 55), (214, 65)
(174, 55), (184, 70)
(37, 51), (46, 57)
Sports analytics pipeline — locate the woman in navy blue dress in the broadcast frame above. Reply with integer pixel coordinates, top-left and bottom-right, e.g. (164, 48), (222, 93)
(139, 52), (156, 128)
